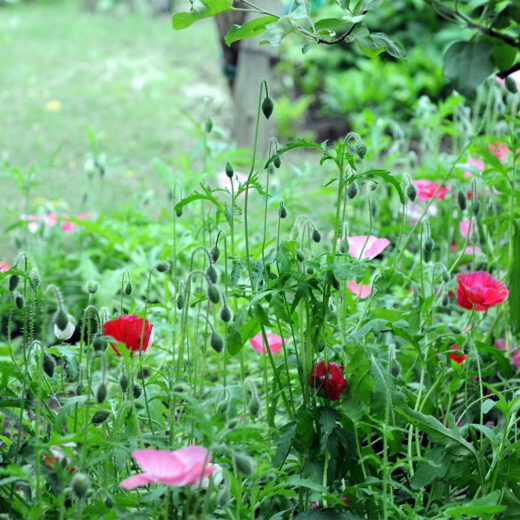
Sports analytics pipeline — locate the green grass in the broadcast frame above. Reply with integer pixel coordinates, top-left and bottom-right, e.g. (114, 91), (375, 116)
(0, 0), (229, 252)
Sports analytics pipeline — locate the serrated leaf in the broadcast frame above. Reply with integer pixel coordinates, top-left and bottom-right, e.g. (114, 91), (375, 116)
(410, 447), (449, 489)
(224, 15), (277, 46)
(443, 40), (495, 98)
(172, 0), (233, 30)
(273, 424), (296, 467)
(444, 490), (506, 516)
(361, 169), (404, 203)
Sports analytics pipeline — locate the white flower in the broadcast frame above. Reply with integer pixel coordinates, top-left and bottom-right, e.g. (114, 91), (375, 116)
(54, 321), (75, 341)
(192, 463), (224, 490)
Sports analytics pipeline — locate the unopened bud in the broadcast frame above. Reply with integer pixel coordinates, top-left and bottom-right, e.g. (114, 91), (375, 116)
(29, 268), (40, 291)
(91, 410), (110, 425)
(9, 274), (20, 292)
(423, 236), (434, 254)
(96, 383), (107, 404)
(370, 200), (379, 216)
(470, 230), (479, 245)
(249, 397), (260, 417)
(232, 452), (256, 476)
(279, 203), (288, 219)
(104, 494), (114, 508)
(87, 280), (98, 294)
(328, 271), (340, 291)
(217, 481), (231, 507)
(225, 161), (234, 179)
(220, 305), (232, 323)
(311, 228), (321, 243)
(155, 261), (170, 273)
(207, 284), (220, 304)
(205, 116), (213, 133)
(457, 190), (467, 211)
(133, 384), (142, 399)
(273, 155), (281, 169)
(355, 142), (367, 159)
(347, 182), (358, 199)
(119, 374), (129, 392)
(296, 250), (305, 262)
(505, 76), (518, 94)
(71, 472), (89, 499)
(206, 264), (218, 284)
(124, 281), (133, 296)
(406, 183), (417, 202)
(93, 333), (107, 352)
(210, 332), (223, 353)
(472, 200), (481, 217)
(442, 270), (450, 283)
(176, 291), (184, 310)
(261, 96), (274, 119)
(339, 238), (347, 254)
(14, 292), (24, 310)
(43, 352), (56, 378)
(210, 245), (221, 263)
(175, 206), (183, 218)
(54, 311), (75, 341)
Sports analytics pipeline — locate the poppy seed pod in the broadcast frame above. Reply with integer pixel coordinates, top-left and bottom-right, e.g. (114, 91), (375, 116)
(225, 161), (234, 179)
(8, 274), (20, 292)
(71, 472), (89, 499)
(210, 245), (221, 263)
(261, 96), (274, 119)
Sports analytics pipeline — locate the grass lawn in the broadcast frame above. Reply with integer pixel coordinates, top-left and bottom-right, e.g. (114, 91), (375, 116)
(0, 0), (231, 253)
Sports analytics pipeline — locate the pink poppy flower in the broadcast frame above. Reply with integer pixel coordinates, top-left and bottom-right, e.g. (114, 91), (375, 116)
(347, 281), (371, 299)
(347, 235), (390, 260)
(0, 262), (10, 273)
(249, 331), (288, 354)
(456, 271), (508, 311)
(495, 339), (520, 369)
(61, 221), (75, 233)
(463, 158), (484, 179)
(217, 171), (249, 199)
(119, 446), (216, 489)
(459, 220), (477, 239)
(44, 213), (58, 227)
(411, 180), (450, 200)
(404, 202), (438, 221)
(489, 142), (509, 162)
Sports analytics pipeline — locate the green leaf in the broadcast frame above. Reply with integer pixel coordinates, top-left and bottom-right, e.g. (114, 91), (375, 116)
(172, 0), (233, 30)
(264, 139), (324, 169)
(410, 447), (450, 489)
(318, 406), (338, 451)
(358, 32), (405, 59)
(443, 40), (495, 98)
(260, 16), (297, 46)
(360, 169), (404, 204)
(273, 424), (296, 468)
(443, 490), (506, 516)
(491, 41), (517, 71)
(174, 187), (225, 214)
(224, 15), (277, 46)
(286, 476), (326, 493)
(508, 220), (520, 334)
(358, 43), (385, 58)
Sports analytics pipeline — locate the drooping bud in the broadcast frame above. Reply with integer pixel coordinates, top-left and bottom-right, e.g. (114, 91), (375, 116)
(29, 268), (40, 291)
(505, 76), (518, 94)
(225, 161), (234, 179)
(216, 388), (231, 414)
(91, 409), (110, 425)
(472, 200), (481, 217)
(14, 292), (24, 310)
(423, 236), (434, 262)
(207, 284), (220, 304)
(8, 274), (20, 292)
(175, 206), (183, 218)
(210, 245), (221, 263)
(133, 384), (142, 399)
(355, 142), (367, 159)
(206, 264), (218, 284)
(249, 397), (260, 417)
(220, 305), (232, 323)
(273, 155), (281, 169)
(43, 352), (56, 378)
(296, 250), (304, 262)
(87, 280), (98, 294)
(442, 269), (450, 283)
(339, 238), (347, 254)
(370, 200), (379, 217)
(93, 333), (107, 352)
(457, 190), (467, 211)
(176, 280), (185, 310)
(96, 383), (107, 404)
(205, 116), (213, 133)
(278, 202), (287, 219)
(406, 183), (417, 202)
(311, 228), (322, 243)
(232, 452), (256, 476)
(217, 480), (231, 508)
(71, 472), (89, 499)
(119, 373), (129, 393)
(328, 271), (340, 291)
(104, 494), (114, 508)
(155, 261), (170, 273)
(470, 230), (479, 245)
(347, 182), (358, 199)
(210, 332), (223, 353)
(124, 281), (133, 296)
(261, 96), (274, 119)
(54, 310), (75, 341)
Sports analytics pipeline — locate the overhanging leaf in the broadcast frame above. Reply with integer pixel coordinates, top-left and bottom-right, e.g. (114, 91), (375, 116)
(225, 15), (277, 46)
(360, 169), (404, 204)
(172, 0), (233, 30)
(443, 40), (495, 98)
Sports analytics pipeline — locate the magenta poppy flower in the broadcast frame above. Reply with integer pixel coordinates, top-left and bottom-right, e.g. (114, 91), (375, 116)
(119, 446), (216, 489)
(249, 331), (288, 354)
(347, 235), (390, 260)
(456, 272), (508, 311)
(347, 281), (372, 299)
(310, 361), (348, 401)
(0, 262), (10, 273)
(103, 315), (154, 356)
(412, 180), (450, 200)
(448, 345), (467, 364)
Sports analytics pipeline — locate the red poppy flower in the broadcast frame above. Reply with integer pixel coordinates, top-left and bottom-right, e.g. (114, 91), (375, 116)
(103, 315), (154, 356)
(411, 180), (450, 200)
(456, 272), (508, 311)
(44, 443), (77, 472)
(310, 360), (347, 401)
(448, 345), (467, 364)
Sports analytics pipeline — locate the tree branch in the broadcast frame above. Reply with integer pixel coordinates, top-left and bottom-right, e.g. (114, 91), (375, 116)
(497, 62), (520, 80)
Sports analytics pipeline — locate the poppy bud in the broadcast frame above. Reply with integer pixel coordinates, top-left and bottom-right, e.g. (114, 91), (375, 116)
(9, 274), (20, 292)
(448, 324), (461, 333)
(210, 245), (221, 263)
(155, 261), (170, 273)
(226, 418), (240, 429)
(206, 264), (218, 284)
(261, 96), (274, 119)
(54, 311), (75, 341)
(339, 238), (347, 254)
(104, 494), (114, 508)
(43, 353), (55, 378)
(14, 292), (24, 310)
(217, 480), (231, 507)
(175, 207), (183, 218)
(470, 230), (479, 245)
(55, 308), (69, 331)
(457, 190), (467, 211)
(176, 292), (184, 310)
(273, 155), (281, 169)
(472, 200), (481, 217)
(133, 384), (142, 399)
(249, 397), (259, 417)
(220, 305), (232, 323)
(29, 268), (40, 291)
(119, 374), (129, 392)
(355, 142), (367, 159)
(442, 270), (450, 283)
(210, 331), (223, 353)
(71, 472), (89, 499)
(87, 280), (98, 294)
(91, 409), (110, 425)
(307, 266), (314, 275)
(311, 228), (321, 243)
(296, 250), (305, 262)
(225, 161), (234, 178)
(505, 76), (518, 94)
(406, 183), (417, 202)
(124, 281), (133, 296)
(96, 383), (107, 404)
(423, 236), (434, 254)
(279, 202), (288, 219)
(93, 333), (107, 352)
(207, 284), (220, 304)
(347, 182), (358, 199)
(232, 452), (256, 476)
(205, 116), (213, 133)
